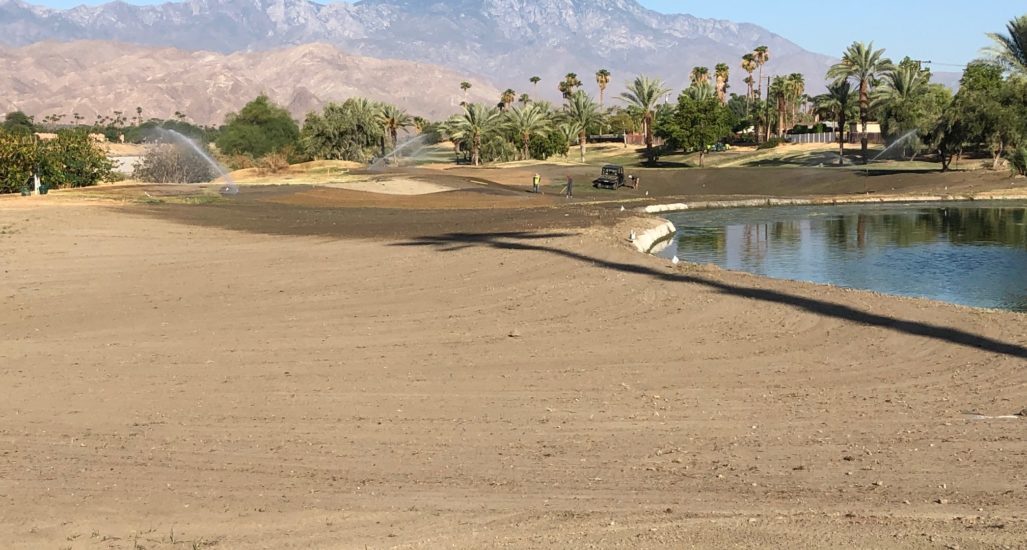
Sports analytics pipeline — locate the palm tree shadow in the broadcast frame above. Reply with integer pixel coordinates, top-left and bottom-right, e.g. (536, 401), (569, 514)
(394, 231), (1027, 360)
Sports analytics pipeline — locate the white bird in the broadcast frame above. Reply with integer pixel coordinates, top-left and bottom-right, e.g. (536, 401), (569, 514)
(629, 230), (636, 242)
(645, 191), (649, 196)
(671, 255), (680, 265)
(620, 205), (625, 211)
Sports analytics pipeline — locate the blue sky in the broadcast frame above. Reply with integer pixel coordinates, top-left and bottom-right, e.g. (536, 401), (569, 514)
(639, 0), (1019, 68)
(30, 0), (1020, 68)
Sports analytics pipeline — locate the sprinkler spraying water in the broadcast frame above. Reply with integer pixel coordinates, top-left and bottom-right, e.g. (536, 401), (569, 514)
(862, 129), (920, 193)
(368, 134), (429, 171)
(155, 128), (238, 194)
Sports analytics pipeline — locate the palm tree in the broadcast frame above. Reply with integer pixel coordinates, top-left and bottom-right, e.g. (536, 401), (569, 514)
(827, 41), (893, 164)
(685, 82), (716, 102)
(447, 103), (501, 166)
(741, 54), (757, 101)
(784, 73), (806, 128)
(769, 76), (788, 137)
(563, 90), (602, 163)
(814, 80), (857, 165)
(518, 93), (531, 106)
(984, 14), (1027, 76)
(500, 89), (516, 111)
(505, 103), (552, 160)
(753, 46), (770, 98)
(556, 121), (582, 158)
(595, 69), (611, 106)
(714, 63), (730, 104)
(460, 81), (472, 102)
(558, 73), (583, 99)
(620, 75), (670, 162)
(530, 76), (541, 91)
(377, 104), (413, 150)
(690, 66), (710, 86)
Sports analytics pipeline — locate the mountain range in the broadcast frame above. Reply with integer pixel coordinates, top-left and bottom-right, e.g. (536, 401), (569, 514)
(1, 0), (855, 124)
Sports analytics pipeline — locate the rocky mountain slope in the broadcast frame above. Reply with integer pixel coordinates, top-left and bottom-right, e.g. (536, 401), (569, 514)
(0, 40), (499, 125)
(0, 0), (836, 97)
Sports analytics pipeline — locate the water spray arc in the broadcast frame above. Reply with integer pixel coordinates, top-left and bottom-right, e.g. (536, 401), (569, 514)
(155, 128), (238, 194)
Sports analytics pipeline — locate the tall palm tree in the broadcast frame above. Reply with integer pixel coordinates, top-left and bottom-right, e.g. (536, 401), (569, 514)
(690, 66), (710, 86)
(530, 76), (541, 90)
(500, 89), (516, 111)
(714, 63), (730, 104)
(460, 81), (472, 102)
(518, 93), (531, 106)
(753, 46), (770, 98)
(827, 41), (893, 164)
(558, 73), (583, 99)
(769, 76), (788, 137)
(784, 73), (806, 128)
(377, 104), (413, 150)
(620, 75), (670, 162)
(741, 54), (757, 101)
(814, 80), (857, 165)
(447, 103), (501, 166)
(505, 103), (552, 160)
(984, 14), (1027, 76)
(595, 69), (611, 106)
(563, 90), (602, 163)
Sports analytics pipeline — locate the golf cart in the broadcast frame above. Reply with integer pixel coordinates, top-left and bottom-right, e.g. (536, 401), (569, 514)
(593, 164), (625, 189)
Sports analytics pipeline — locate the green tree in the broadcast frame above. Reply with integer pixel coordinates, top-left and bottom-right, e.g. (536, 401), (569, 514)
(460, 81), (472, 102)
(0, 130), (37, 193)
(505, 103), (552, 160)
(984, 14), (1027, 76)
(446, 103), (502, 166)
(37, 131), (115, 188)
(874, 59), (951, 160)
(217, 95), (300, 158)
(827, 41), (893, 164)
(3, 111), (35, 135)
(530, 76), (541, 90)
(949, 61), (1024, 169)
(661, 88), (733, 167)
(301, 98), (384, 162)
(619, 75), (670, 163)
(562, 90), (602, 163)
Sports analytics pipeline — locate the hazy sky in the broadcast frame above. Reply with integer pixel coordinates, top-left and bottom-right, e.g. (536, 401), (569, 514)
(28, 0), (1020, 69)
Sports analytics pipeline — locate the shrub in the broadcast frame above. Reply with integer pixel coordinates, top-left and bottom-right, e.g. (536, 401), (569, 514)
(1009, 146), (1027, 176)
(37, 131), (116, 188)
(255, 151), (290, 176)
(757, 137), (785, 150)
(0, 130), (36, 193)
(133, 144), (216, 183)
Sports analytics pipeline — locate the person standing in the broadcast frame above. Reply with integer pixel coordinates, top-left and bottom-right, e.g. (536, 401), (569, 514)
(532, 173), (541, 193)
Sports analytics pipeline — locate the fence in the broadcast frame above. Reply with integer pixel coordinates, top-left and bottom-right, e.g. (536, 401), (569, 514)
(785, 132), (884, 145)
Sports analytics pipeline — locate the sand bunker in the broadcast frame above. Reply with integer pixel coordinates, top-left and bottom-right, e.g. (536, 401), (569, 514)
(326, 177), (455, 195)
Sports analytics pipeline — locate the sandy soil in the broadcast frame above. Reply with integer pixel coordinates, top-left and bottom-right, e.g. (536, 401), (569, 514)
(2, 179), (1027, 549)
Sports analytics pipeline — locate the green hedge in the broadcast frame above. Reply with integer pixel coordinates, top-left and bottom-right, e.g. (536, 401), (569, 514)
(0, 130), (115, 193)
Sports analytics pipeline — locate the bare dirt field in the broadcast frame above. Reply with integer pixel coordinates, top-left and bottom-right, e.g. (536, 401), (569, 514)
(2, 174), (1027, 549)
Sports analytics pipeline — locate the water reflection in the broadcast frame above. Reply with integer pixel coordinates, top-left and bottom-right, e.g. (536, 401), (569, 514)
(659, 202), (1027, 311)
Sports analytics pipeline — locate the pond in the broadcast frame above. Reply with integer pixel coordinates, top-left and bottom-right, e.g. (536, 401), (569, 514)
(656, 202), (1027, 312)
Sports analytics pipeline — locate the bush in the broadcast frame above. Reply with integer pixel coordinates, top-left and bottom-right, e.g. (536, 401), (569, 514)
(38, 131), (116, 188)
(217, 94), (300, 158)
(529, 130), (570, 160)
(133, 144), (216, 183)
(1009, 146), (1027, 176)
(0, 130), (36, 193)
(255, 151), (290, 176)
(757, 137), (785, 150)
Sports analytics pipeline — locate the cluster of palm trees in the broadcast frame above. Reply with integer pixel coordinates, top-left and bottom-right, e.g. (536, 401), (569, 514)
(444, 73), (675, 166)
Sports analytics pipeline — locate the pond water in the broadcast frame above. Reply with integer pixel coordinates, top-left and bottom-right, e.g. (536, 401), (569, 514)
(656, 202), (1027, 312)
